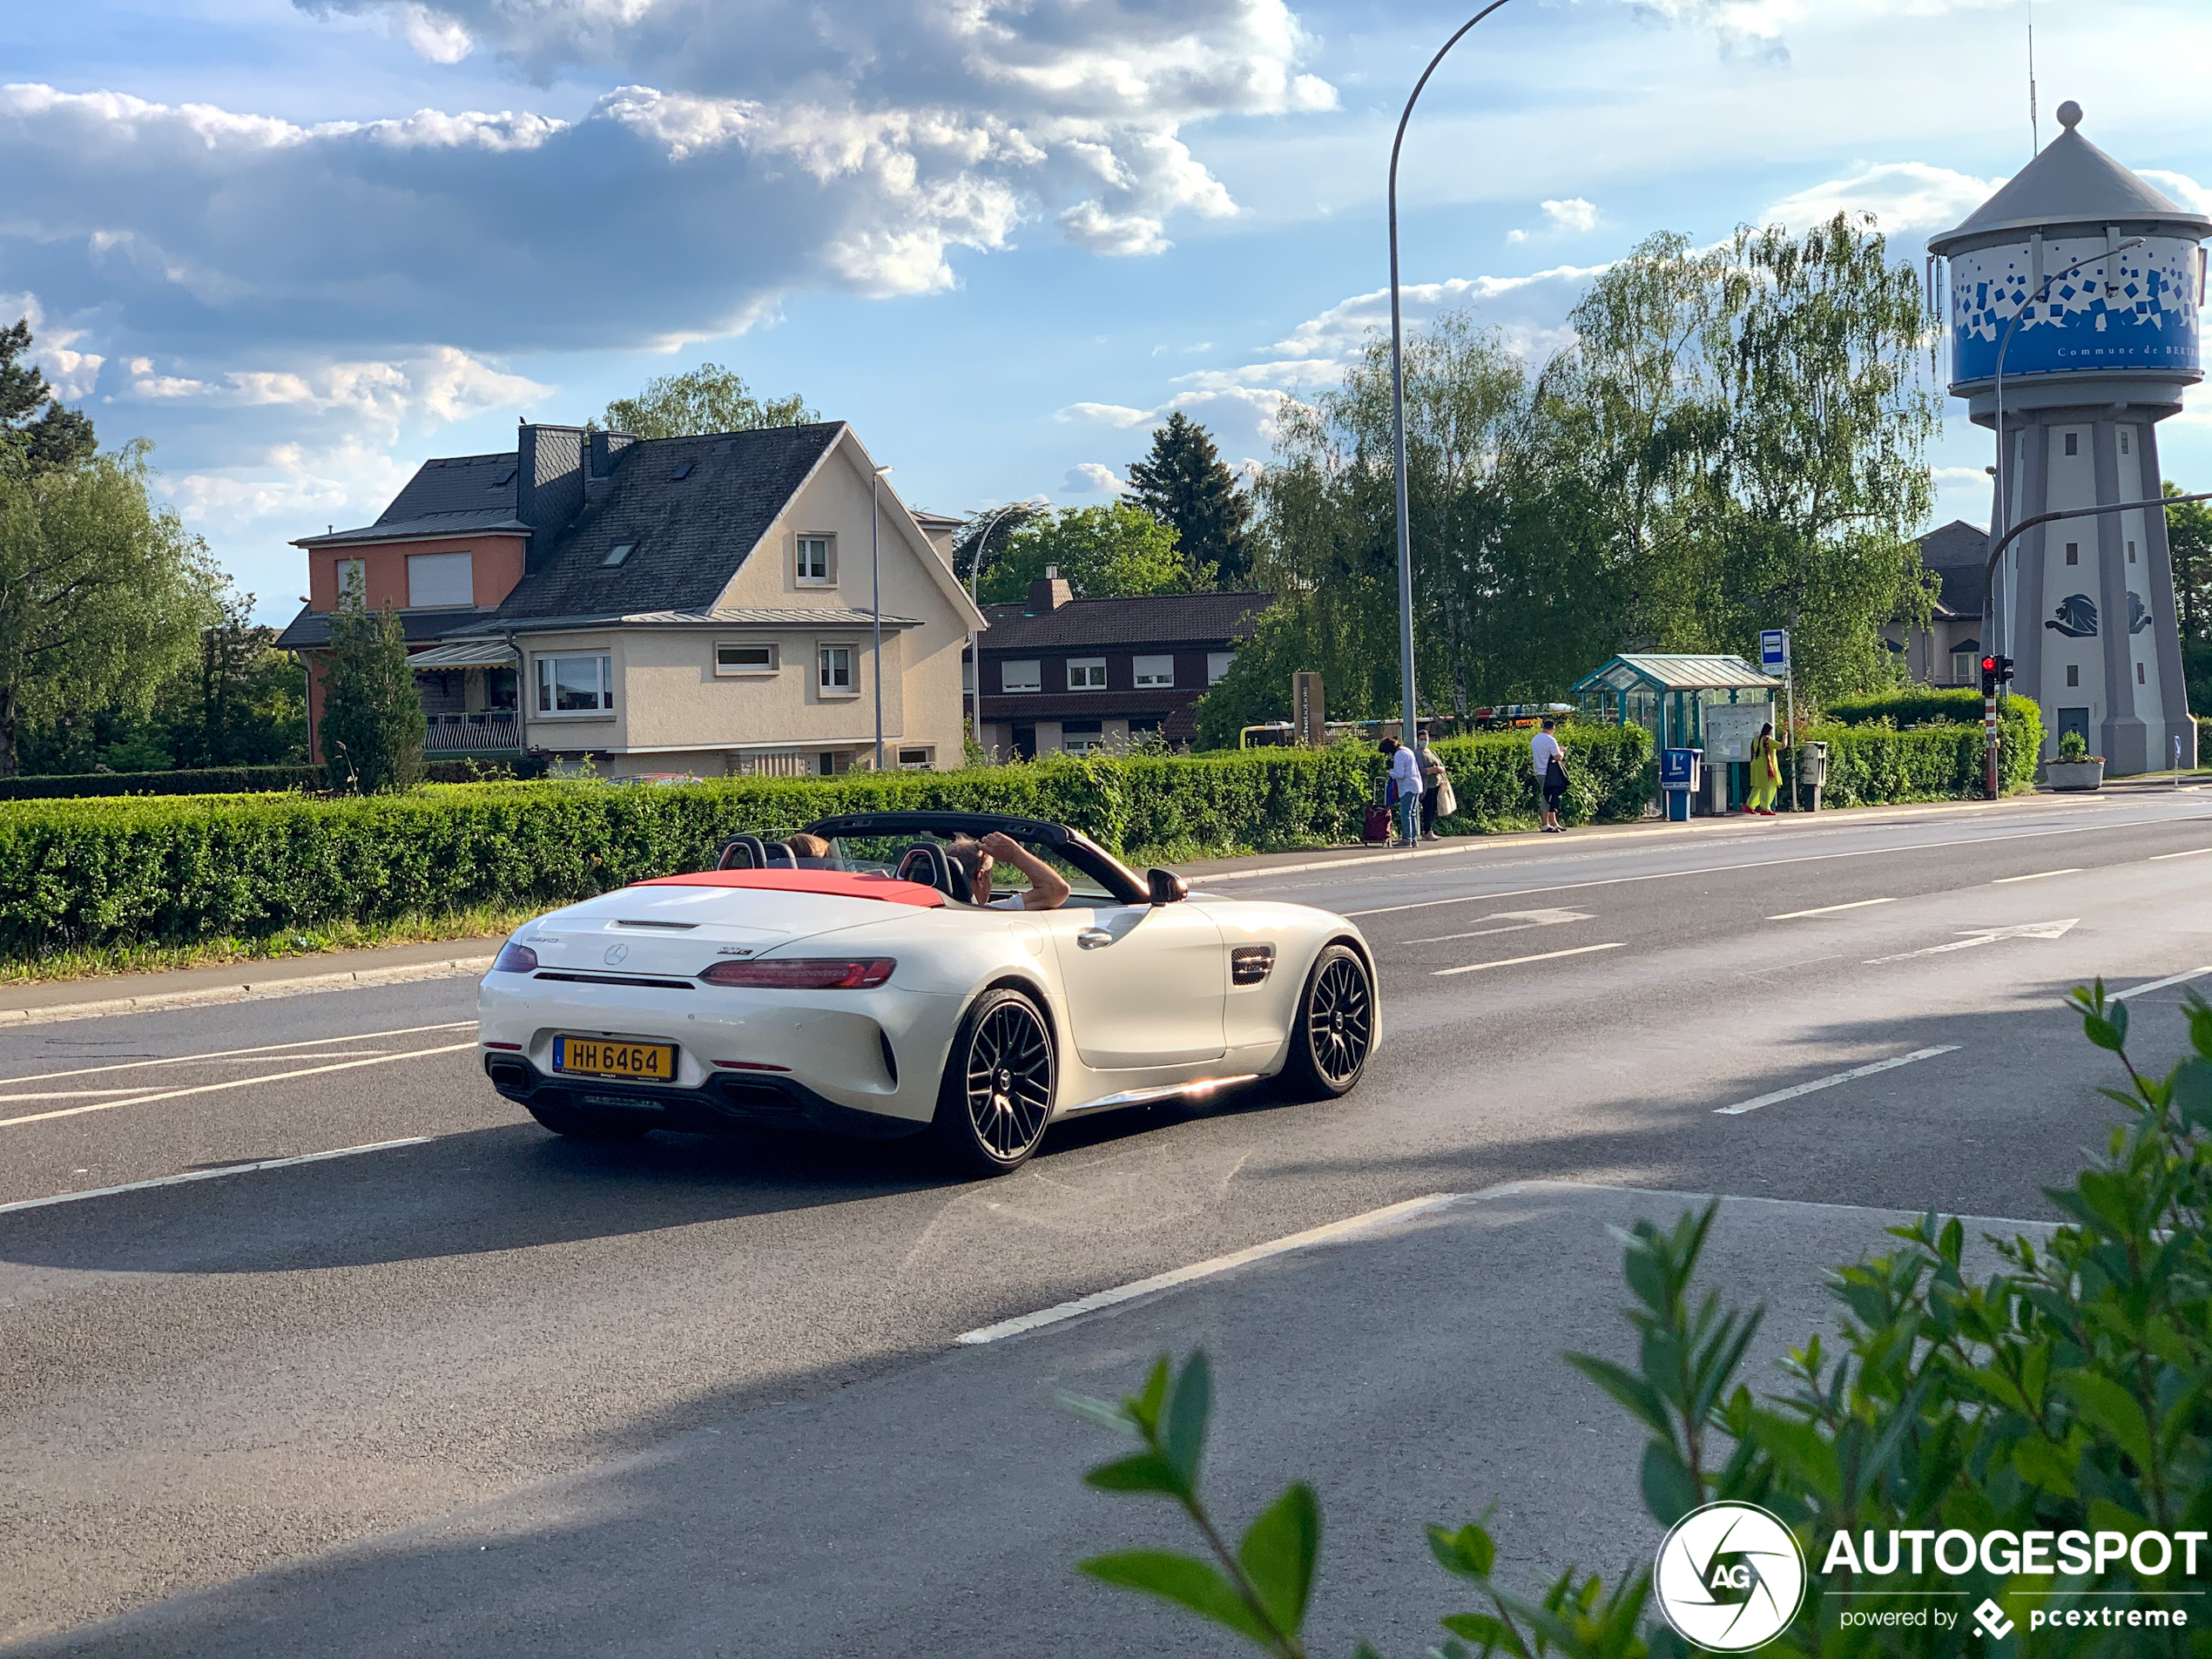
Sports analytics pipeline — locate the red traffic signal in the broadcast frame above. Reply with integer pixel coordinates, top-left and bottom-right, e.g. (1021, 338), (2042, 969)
(1980, 656), (2000, 694)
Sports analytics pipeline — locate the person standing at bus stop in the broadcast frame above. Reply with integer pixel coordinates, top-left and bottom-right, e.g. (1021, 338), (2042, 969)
(1745, 721), (1785, 816)
(1380, 736), (1422, 848)
(1531, 718), (1568, 833)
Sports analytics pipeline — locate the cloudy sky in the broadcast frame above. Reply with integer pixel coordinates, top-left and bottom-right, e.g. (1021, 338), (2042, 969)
(6, 0), (2210, 621)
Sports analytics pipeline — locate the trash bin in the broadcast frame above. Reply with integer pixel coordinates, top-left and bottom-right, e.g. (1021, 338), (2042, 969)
(1660, 747), (1701, 822)
(1805, 739), (1830, 812)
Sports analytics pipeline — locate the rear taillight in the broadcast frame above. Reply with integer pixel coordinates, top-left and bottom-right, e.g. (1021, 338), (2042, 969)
(492, 941), (539, 973)
(698, 958), (895, 989)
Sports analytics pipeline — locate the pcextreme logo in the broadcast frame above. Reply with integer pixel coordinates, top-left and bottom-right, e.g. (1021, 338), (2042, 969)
(1653, 1502), (1807, 1652)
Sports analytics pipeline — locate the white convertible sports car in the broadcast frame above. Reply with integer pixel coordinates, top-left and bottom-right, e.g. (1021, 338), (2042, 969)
(478, 810), (1375, 1173)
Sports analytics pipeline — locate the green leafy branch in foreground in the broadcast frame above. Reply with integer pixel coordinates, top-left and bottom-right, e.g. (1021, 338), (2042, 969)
(1069, 981), (2212, 1657)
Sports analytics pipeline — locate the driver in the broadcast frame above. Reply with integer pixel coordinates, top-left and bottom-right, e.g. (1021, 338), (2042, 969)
(946, 832), (1071, 910)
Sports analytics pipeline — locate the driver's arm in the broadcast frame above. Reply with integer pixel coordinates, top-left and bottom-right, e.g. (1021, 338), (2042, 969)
(979, 833), (1072, 910)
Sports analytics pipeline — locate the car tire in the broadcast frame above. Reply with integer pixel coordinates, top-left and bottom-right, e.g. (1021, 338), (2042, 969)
(1281, 942), (1374, 1099)
(930, 987), (1057, 1176)
(523, 1091), (654, 1142)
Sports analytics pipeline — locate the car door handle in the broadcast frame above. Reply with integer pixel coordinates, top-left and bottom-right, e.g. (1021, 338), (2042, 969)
(1076, 927), (1114, 948)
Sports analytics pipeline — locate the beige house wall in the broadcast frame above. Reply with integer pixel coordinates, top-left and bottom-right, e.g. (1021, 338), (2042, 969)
(516, 430), (978, 777)
(714, 429), (974, 767)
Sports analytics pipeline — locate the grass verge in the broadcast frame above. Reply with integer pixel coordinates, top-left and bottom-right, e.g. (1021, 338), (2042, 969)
(0, 904), (537, 988)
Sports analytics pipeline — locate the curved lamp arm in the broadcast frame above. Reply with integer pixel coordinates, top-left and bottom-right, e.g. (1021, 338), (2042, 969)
(1387, 1), (1516, 744)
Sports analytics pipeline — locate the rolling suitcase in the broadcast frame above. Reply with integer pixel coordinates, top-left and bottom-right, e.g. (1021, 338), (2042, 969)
(1362, 777), (1392, 846)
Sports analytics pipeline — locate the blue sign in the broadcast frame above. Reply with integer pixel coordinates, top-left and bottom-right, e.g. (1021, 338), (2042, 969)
(1759, 630), (1790, 672)
(1660, 748), (1701, 790)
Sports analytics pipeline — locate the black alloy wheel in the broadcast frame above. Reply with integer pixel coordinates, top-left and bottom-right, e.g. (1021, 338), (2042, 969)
(932, 988), (1056, 1175)
(1284, 943), (1373, 1098)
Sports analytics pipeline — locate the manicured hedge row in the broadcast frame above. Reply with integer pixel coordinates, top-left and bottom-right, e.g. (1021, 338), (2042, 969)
(1804, 714), (2040, 806)
(1822, 686), (2000, 728)
(0, 758), (547, 801)
(0, 728), (1654, 957)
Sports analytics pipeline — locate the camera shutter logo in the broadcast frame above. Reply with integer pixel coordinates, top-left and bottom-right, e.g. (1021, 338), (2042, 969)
(1652, 1501), (1806, 1652)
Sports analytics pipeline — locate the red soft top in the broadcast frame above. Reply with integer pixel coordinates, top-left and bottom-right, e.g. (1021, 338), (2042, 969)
(629, 868), (947, 907)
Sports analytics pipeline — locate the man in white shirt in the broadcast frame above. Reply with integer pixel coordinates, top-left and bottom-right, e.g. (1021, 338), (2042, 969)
(1530, 718), (1566, 833)
(1381, 736), (1422, 848)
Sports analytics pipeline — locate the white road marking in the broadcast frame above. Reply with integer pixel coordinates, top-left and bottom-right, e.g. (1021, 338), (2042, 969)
(1433, 942), (1626, 977)
(2109, 967), (2212, 1001)
(2150, 847), (2212, 860)
(1406, 907), (1594, 945)
(1768, 897), (1897, 920)
(0, 1137), (434, 1217)
(0, 1022), (475, 1087)
(0, 1042), (478, 1130)
(954, 1192), (1460, 1344)
(1865, 920), (2079, 964)
(1715, 1047), (1960, 1116)
(1992, 868), (2083, 883)
(1345, 820), (2128, 918)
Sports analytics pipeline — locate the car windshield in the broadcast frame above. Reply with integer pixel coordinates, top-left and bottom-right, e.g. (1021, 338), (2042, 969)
(819, 832), (1120, 907)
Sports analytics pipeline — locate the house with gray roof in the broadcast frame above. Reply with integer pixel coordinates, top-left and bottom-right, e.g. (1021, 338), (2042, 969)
(1884, 519), (1994, 687)
(279, 421), (983, 778)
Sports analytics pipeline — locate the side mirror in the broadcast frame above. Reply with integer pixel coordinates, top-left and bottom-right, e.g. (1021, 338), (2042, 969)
(1146, 867), (1188, 906)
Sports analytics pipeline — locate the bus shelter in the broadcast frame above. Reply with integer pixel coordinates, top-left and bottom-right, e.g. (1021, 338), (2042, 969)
(1572, 653), (1785, 809)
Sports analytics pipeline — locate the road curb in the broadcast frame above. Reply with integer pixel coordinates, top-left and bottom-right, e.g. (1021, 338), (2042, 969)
(0, 955), (494, 1028)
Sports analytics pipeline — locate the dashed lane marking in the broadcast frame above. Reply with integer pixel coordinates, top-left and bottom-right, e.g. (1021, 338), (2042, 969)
(0, 1137), (434, 1217)
(1991, 868), (2083, 883)
(0, 1042), (478, 1130)
(2150, 847), (2212, 860)
(1715, 1047), (1961, 1116)
(0, 1022), (475, 1087)
(1433, 942), (1626, 977)
(2108, 968), (2212, 1001)
(1768, 897), (1897, 920)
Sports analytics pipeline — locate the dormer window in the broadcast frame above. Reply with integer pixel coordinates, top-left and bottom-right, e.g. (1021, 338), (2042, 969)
(491, 467), (516, 487)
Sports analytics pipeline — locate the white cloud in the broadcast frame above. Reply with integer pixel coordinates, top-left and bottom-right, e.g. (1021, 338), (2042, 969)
(393, 3), (472, 63)
(1509, 197), (1600, 243)
(2141, 169), (2212, 216)
(1761, 161), (2002, 233)
(1055, 401), (1154, 428)
(1062, 462), (1124, 494)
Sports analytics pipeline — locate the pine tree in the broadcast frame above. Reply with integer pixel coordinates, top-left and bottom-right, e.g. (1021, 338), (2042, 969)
(0, 320), (96, 471)
(320, 588), (425, 793)
(1124, 413), (1252, 589)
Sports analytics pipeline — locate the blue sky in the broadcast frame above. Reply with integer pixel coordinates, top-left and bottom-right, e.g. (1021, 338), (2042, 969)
(5, 0), (2210, 623)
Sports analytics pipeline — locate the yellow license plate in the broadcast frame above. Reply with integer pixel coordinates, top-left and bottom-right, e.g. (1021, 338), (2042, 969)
(552, 1036), (677, 1082)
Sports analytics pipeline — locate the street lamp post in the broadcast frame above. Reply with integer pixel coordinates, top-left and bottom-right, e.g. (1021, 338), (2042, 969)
(872, 465), (892, 772)
(961, 500), (1034, 756)
(1386, 0), (1515, 745)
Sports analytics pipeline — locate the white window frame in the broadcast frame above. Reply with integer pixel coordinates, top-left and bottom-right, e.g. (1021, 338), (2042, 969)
(714, 642), (779, 677)
(406, 550), (475, 610)
(1133, 653), (1175, 689)
(1207, 651), (1236, 685)
(334, 558), (366, 605)
(1067, 658), (1107, 691)
(1000, 659), (1041, 694)
(535, 653), (614, 716)
(896, 746), (934, 772)
(1950, 650), (1977, 685)
(818, 643), (858, 697)
(796, 534), (835, 587)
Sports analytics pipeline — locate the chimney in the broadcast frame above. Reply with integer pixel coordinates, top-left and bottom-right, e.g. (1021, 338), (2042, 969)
(1028, 564), (1073, 615)
(516, 422), (585, 536)
(585, 429), (635, 503)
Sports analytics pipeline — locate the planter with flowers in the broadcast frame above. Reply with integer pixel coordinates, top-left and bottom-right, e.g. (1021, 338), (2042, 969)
(2046, 728), (2105, 791)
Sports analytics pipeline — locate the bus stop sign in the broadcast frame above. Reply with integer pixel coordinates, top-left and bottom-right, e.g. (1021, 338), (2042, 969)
(1760, 630), (1790, 673)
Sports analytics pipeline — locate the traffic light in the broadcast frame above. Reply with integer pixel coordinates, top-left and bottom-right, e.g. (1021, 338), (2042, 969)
(1995, 655), (2015, 688)
(1980, 655), (1999, 694)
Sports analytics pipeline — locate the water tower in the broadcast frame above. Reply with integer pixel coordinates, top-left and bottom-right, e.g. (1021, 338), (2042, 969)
(1929, 100), (2209, 772)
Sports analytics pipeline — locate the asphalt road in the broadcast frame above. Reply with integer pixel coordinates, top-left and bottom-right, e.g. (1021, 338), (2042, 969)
(3, 792), (2209, 1654)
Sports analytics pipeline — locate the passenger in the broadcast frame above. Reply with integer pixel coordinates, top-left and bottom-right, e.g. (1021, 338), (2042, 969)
(946, 832), (1072, 910)
(786, 833), (833, 867)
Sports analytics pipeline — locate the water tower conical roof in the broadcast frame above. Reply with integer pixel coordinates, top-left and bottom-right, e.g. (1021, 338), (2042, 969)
(1928, 106), (2209, 255)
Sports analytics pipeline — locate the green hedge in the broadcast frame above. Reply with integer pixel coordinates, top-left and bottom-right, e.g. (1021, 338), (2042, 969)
(1822, 685), (2003, 728)
(1805, 709), (2041, 806)
(0, 758), (546, 801)
(0, 730), (1654, 959)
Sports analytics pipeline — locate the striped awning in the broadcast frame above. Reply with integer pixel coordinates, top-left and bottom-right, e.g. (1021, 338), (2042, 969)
(407, 639), (517, 670)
